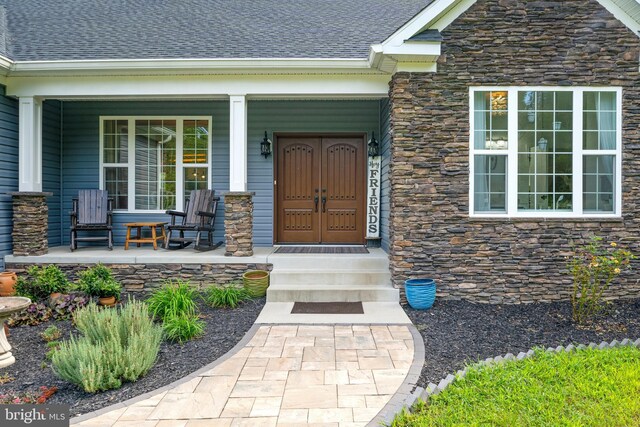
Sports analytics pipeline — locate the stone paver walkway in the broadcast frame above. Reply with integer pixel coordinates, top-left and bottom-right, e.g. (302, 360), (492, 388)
(74, 324), (415, 427)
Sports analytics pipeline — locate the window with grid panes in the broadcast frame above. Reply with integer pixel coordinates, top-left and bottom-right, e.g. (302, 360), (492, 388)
(101, 117), (211, 212)
(470, 88), (620, 217)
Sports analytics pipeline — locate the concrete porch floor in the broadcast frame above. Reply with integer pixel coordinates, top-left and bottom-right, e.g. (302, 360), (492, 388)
(5, 245), (276, 265)
(5, 246), (387, 266)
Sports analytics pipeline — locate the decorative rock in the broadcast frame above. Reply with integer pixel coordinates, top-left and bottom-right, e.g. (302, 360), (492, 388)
(598, 342), (608, 349)
(620, 339), (630, 346)
(634, 339), (640, 347)
(565, 344), (575, 352)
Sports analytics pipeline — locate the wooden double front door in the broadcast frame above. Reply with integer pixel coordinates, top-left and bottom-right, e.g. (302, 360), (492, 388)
(276, 135), (365, 244)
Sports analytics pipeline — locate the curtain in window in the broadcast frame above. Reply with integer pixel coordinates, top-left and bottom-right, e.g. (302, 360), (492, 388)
(597, 93), (615, 208)
(474, 94), (490, 211)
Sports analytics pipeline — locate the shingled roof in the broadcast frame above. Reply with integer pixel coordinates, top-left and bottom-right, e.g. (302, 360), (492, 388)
(0, 0), (431, 61)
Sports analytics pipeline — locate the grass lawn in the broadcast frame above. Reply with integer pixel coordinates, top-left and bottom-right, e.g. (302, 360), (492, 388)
(392, 346), (640, 427)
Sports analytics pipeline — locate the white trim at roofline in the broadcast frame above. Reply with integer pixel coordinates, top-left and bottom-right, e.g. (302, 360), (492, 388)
(8, 58), (377, 76)
(6, 74), (391, 99)
(600, 0), (640, 34)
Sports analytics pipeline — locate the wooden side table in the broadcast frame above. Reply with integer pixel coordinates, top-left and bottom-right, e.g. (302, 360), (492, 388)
(124, 222), (167, 250)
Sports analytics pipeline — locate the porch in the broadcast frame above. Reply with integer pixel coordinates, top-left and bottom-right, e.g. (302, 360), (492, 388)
(2, 97), (391, 261)
(5, 246), (400, 306)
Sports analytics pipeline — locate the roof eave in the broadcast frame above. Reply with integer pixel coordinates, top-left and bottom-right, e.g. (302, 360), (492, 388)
(0, 54), (12, 76)
(7, 57), (380, 76)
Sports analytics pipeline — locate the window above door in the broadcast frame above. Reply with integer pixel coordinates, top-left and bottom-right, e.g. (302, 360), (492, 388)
(100, 116), (212, 212)
(469, 87), (622, 218)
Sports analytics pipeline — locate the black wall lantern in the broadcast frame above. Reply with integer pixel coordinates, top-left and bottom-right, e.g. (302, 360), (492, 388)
(261, 131), (272, 158)
(367, 132), (380, 157)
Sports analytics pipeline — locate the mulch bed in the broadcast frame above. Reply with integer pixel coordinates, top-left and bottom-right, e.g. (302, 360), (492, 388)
(405, 298), (640, 387)
(1, 294), (265, 417)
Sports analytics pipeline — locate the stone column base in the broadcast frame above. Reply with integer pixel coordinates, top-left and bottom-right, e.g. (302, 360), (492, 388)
(9, 192), (52, 256)
(224, 192), (255, 257)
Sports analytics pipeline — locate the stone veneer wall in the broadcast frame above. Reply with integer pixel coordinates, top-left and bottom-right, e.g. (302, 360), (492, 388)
(4, 263), (272, 291)
(389, 0), (640, 303)
(11, 193), (52, 256)
(224, 192), (254, 256)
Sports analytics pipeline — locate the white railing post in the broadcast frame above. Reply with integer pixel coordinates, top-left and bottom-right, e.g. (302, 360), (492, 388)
(229, 95), (248, 192)
(18, 96), (43, 192)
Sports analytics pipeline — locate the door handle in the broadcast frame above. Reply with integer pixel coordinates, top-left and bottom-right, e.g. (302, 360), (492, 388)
(321, 196), (327, 213)
(314, 195), (319, 213)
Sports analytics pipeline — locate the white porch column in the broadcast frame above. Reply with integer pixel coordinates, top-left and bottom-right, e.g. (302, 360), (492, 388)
(229, 94), (248, 192)
(18, 96), (43, 192)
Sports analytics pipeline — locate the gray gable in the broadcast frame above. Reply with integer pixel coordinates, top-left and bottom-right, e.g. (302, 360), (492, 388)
(0, 0), (431, 61)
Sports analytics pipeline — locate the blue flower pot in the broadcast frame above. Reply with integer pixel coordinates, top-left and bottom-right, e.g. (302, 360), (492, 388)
(405, 278), (436, 310)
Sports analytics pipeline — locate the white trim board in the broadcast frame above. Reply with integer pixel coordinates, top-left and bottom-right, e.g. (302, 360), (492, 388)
(6, 74), (391, 98)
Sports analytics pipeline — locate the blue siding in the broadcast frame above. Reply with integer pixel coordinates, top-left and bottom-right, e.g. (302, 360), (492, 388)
(379, 98), (391, 252)
(0, 89), (18, 269)
(61, 101), (229, 246)
(43, 100), (62, 247)
(59, 100), (380, 248)
(247, 100), (380, 246)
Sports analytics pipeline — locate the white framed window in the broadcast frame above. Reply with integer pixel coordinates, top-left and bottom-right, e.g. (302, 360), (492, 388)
(100, 116), (212, 212)
(469, 87), (622, 218)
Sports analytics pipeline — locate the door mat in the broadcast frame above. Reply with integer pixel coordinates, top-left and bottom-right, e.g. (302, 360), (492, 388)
(291, 302), (364, 314)
(274, 246), (369, 254)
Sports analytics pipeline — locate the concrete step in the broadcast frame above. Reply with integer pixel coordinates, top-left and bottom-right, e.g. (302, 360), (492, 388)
(269, 254), (389, 271)
(269, 270), (391, 286)
(266, 285), (399, 303)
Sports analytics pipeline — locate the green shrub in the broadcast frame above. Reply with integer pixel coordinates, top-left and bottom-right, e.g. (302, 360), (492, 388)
(45, 341), (61, 360)
(205, 284), (250, 308)
(162, 313), (205, 343)
(51, 299), (162, 393)
(147, 279), (198, 320)
(77, 264), (122, 299)
(7, 302), (52, 326)
(49, 292), (91, 320)
(40, 325), (62, 342)
(15, 265), (70, 301)
(568, 237), (634, 324)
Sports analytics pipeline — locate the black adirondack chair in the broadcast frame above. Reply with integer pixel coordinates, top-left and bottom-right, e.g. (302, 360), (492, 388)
(164, 189), (223, 251)
(70, 190), (114, 251)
